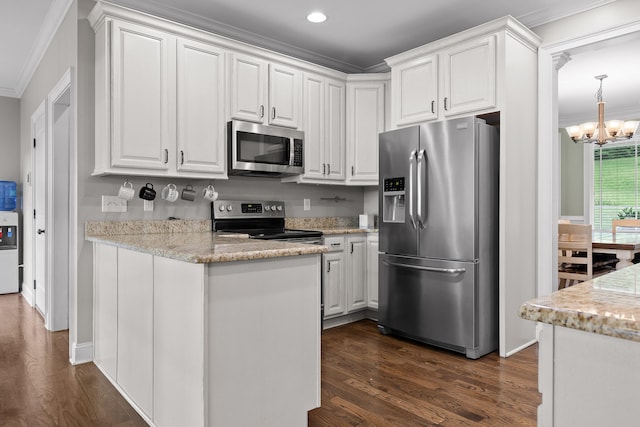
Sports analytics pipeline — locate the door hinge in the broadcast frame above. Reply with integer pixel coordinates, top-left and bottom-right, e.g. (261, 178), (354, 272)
(33, 138), (36, 148)
(33, 280), (36, 290)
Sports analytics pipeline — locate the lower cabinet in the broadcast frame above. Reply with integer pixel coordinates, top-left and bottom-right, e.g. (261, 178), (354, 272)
(323, 234), (375, 320)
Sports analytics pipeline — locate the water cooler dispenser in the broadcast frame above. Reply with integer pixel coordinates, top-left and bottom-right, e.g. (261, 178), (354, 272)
(382, 177), (406, 223)
(0, 181), (18, 294)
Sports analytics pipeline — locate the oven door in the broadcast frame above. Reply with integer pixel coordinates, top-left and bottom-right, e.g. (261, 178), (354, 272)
(228, 121), (304, 175)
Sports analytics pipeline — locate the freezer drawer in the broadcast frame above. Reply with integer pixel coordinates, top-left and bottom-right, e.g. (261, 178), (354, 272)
(378, 254), (476, 351)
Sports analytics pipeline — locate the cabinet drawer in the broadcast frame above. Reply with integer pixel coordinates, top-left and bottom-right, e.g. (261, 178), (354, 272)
(323, 236), (344, 252)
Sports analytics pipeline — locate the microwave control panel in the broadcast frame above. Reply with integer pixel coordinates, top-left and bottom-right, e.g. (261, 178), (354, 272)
(293, 140), (303, 167)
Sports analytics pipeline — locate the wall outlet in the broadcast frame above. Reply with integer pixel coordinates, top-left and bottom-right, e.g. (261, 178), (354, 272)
(102, 195), (127, 213)
(144, 200), (154, 211)
(303, 198), (311, 211)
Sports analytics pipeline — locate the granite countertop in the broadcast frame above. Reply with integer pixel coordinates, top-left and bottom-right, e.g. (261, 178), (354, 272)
(86, 220), (327, 264)
(520, 263), (640, 342)
(303, 226), (378, 235)
(284, 217), (377, 235)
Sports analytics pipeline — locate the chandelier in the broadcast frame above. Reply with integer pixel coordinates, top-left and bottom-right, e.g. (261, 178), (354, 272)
(565, 74), (639, 146)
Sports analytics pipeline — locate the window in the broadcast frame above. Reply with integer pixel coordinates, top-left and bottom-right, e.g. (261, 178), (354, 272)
(593, 139), (640, 230)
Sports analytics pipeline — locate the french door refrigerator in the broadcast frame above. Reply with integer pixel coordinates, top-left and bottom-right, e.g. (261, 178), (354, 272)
(378, 116), (499, 359)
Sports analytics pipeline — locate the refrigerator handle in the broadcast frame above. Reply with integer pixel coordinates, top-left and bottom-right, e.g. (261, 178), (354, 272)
(408, 150), (417, 229)
(382, 259), (466, 274)
(416, 149), (426, 229)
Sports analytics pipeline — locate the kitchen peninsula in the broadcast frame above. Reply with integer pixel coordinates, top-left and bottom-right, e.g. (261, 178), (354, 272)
(86, 220), (326, 427)
(520, 265), (640, 426)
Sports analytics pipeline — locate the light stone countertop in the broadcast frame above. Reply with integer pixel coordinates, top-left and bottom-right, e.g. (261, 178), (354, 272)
(311, 226), (378, 235)
(520, 263), (640, 342)
(85, 220), (327, 264)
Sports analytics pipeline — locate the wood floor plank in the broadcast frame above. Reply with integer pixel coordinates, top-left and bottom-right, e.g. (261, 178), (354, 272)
(309, 319), (540, 426)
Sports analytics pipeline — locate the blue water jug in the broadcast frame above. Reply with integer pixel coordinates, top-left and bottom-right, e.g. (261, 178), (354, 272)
(0, 181), (17, 211)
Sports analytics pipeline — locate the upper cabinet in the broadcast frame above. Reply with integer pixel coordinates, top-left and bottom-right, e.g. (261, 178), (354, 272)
(346, 75), (387, 185)
(283, 72), (345, 184)
(387, 28), (502, 127)
(229, 53), (301, 129)
(91, 12), (227, 178)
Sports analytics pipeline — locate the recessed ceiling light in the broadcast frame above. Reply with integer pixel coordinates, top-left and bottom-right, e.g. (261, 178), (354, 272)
(307, 11), (327, 23)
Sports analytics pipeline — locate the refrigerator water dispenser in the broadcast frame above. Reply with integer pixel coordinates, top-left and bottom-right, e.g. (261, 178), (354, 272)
(382, 177), (405, 223)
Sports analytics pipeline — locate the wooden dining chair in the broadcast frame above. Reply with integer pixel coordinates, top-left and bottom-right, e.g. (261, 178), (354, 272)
(558, 223), (614, 289)
(612, 218), (640, 233)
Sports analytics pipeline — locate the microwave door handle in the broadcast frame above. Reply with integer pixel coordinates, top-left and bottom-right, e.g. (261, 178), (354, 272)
(408, 150), (417, 229)
(288, 138), (295, 166)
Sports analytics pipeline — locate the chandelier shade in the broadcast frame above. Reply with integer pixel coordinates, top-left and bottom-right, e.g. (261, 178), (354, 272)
(565, 75), (639, 146)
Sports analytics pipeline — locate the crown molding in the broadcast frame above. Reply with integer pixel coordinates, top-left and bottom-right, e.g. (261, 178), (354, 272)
(15, 0), (74, 98)
(522, 0), (616, 29)
(0, 87), (19, 98)
(103, 0), (367, 73)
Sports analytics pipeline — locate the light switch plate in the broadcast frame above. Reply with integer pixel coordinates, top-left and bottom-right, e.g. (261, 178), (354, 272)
(102, 195), (127, 212)
(304, 198), (311, 211)
(144, 200), (154, 211)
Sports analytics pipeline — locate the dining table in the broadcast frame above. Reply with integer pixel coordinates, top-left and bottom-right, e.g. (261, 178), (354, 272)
(592, 231), (640, 270)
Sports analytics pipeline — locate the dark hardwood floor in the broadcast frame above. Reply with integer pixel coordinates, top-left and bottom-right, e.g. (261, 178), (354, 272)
(309, 320), (540, 426)
(0, 294), (146, 426)
(0, 294), (539, 426)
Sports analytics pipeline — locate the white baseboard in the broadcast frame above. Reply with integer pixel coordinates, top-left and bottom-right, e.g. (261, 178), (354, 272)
(21, 286), (34, 307)
(70, 341), (94, 365)
(505, 338), (538, 357)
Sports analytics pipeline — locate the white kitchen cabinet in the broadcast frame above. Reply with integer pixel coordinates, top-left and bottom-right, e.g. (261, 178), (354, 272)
(388, 33), (497, 127)
(323, 236), (346, 317)
(117, 248), (154, 418)
(229, 53), (301, 128)
(391, 55), (438, 126)
(346, 76), (386, 185)
(92, 16), (228, 178)
(176, 37), (226, 174)
(284, 73), (345, 184)
(110, 20), (171, 172)
(366, 234), (379, 310)
(441, 35), (496, 117)
(346, 236), (367, 312)
(93, 244), (118, 381)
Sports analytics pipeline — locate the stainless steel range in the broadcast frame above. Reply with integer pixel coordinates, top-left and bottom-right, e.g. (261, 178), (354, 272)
(211, 200), (322, 244)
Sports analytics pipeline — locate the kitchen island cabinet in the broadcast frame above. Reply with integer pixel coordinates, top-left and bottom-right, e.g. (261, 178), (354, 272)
(520, 265), (640, 426)
(90, 227), (325, 427)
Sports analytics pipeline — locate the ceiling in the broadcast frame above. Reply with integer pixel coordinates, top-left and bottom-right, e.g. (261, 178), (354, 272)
(0, 0), (628, 121)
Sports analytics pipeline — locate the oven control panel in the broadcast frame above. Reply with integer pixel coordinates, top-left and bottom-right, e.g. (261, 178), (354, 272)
(212, 200), (284, 219)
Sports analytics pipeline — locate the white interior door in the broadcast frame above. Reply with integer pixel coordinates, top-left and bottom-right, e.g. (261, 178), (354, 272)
(34, 112), (47, 316)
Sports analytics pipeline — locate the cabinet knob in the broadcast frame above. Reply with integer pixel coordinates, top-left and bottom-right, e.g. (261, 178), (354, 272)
(272, 107), (276, 120)
(180, 150), (184, 165)
(351, 165), (354, 176)
(260, 105), (265, 118)
(431, 100), (435, 114)
(323, 163), (326, 175)
(444, 97), (448, 111)
(164, 148), (169, 164)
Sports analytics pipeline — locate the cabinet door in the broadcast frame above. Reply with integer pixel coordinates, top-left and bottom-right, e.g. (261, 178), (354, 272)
(111, 20), (171, 171)
(391, 55), (438, 127)
(323, 252), (345, 317)
(302, 73), (325, 179)
(366, 236), (379, 309)
(229, 53), (268, 123)
(324, 79), (346, 181)
(93, 244), (118, 380)
(176, 38), (226, 175)
(347, 236), (367, 312)
(117, 248), (154, 417)
(347, 82), (385, 185)
(441, 35), (496, 117)
(269, 63), (301, 128)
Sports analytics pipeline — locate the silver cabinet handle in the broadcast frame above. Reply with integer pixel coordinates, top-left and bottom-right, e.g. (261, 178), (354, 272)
(327, 261), (331, 273)
(272, 107), (276, 120)
(444, 97), (448, 111)
(408, 150), (417, 229)
(330, 243), (341, 247)
(260, 105), (265, 118)
(164, 148), (169, 164)
(37, 229), (45, 235)
(350, 243), (354, 254)
(382, 259), (466, 274)
(180, 150), (184, 165)
(431, 100), (435, 114)
(416, 149), (426, 229)
(323, 163), (326, 175)
(351, 165), (354, 176)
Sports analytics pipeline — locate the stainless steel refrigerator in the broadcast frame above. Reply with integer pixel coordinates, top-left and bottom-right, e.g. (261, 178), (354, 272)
(378, 116), (499, 359)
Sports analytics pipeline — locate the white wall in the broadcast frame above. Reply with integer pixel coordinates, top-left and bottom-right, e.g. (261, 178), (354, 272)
(560, 130), (584, 217)
(0, 97), (21, 184)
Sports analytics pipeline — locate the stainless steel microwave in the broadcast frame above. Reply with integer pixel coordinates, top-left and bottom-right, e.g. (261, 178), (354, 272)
(228, 120), (304, 177)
